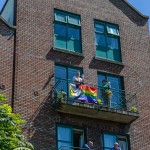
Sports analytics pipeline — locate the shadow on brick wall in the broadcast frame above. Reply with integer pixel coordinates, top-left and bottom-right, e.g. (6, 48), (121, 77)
(46, 48), (84, 66)
(0, 22), (14, 37)
(89, 57), (124, 74)
(23, 91), (58, 150)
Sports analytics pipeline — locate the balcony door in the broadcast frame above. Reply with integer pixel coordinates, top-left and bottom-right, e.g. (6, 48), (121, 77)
(57, 125), (84, 150)
(103, 133), (128, 150)
(55, 65), (82, 96)
(98, 73), (123, 109)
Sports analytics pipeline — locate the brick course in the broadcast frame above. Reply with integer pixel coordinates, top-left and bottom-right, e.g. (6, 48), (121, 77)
(0, 0), (150, 150)
(0, 21), (14, 106)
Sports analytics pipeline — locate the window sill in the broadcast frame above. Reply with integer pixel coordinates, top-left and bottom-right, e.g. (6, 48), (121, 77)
(94, 56), (124, 66)
(52, 47), (84, 57)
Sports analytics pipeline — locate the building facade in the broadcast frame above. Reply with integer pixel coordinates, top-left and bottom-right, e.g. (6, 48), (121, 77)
(0, 0), (150, 150)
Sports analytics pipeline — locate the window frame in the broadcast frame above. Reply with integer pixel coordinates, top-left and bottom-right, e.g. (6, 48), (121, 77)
(0, 0), (15, 25)
(54, 9), (82, 53)
(56, 124), (85, 150)
(54, 64), (83, 97)
(0, 0), (7, 14)
(94, 20), (122, 62)
(97, 72), (125, 109)
(97, 72), (124, 89)
(102, 132), (130, 150)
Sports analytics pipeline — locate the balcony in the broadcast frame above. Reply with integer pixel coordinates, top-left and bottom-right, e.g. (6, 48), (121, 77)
(58, 146), (94, 150)
(52, 78), (139, 124)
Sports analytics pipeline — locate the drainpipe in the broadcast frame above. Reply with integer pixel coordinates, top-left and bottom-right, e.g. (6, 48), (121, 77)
(11, 0), (17, 112)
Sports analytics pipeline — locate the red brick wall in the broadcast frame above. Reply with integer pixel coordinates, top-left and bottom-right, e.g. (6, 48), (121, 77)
(0, 21), (14, 106)
(2, 0), (148, 149)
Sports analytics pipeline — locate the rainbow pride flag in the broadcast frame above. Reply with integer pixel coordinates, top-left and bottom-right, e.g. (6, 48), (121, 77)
(70, 84), (97, 103)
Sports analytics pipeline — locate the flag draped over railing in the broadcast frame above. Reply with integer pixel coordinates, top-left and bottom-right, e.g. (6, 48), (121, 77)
(70, 84), (97, 103)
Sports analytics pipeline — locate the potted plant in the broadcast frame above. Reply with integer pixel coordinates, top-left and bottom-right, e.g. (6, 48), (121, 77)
(130, 106), (137, 112)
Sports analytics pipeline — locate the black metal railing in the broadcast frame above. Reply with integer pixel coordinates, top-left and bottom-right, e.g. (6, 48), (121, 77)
(52, 78), (138, 113)
(58, 145), (95, 150)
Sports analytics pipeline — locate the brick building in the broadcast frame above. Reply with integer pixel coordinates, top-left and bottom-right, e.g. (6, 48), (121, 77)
(0, 0), (150, 150)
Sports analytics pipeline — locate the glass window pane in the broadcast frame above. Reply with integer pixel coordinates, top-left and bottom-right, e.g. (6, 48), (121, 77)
(68, 15), (80, 25)
(104, 134), (116, 148)
(107, 49), (114, 60)
(107, 76), (122, 108)
(55, 65), (67, 79)
(0, 0), (6, 11)
(107, 26), (119, 35)
(95, 33), (106, 47)
(118, 140), (128, 150)
(95, 24), (104, 33)
(107, 48), (121, 62)
(55, 66), (67, 93)
(96, 46), (107, 58)
(97, 74), (106, 102)
(68, 27), (80, 40)
(54, 24), (67, 37)
(98, 74), (106, 87)
(1, 0), (14, 25)
(67, 40), (81, 52)
(107, 37), (119, 50)
(58, 142), (71, 150)
(55, 36), (67, 50)
(57, 127), (72, 142)
(55, 12), (66, 22)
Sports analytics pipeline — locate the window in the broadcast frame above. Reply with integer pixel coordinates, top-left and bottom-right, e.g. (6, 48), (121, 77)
(103, 133), (129, 150)
(94, 21), (121, 62)
(55, 65), (82, 96)
(97, 73), (125, 109)
(57, 125), (84, 150)
(54, 10), (82, 53)
(0, 0), (6, 12)
(0, 0), (14, 25)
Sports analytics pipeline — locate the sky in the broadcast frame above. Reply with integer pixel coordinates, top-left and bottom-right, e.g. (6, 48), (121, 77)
(128, 0), (150, 31)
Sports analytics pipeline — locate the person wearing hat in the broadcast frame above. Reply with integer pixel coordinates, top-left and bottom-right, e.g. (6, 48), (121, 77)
(111, 142), (121, 150)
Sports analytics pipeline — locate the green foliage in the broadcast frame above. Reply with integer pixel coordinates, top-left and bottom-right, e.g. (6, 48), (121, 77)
(0, 94), (6, 102)
(0, 94), (34, 150)
(130, 106), (137, 112)
(97, 99), (102, 105)
(14, 148), (33, 150)
(57, 90), (67, 100)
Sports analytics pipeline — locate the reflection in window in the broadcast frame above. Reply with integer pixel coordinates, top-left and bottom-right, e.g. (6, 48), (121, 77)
(0, 0), (6, 12)
(95, 34), (106, 47)
(97, 73), (124, 109)
(103, 133), (129, 150)
(107, 37), (119, 50)
(54, 10), (82, 53)
(55, 65), (82, 97)
(1, 0), (14, 25)
(107, 26), (119, 35)
(94, 21), (121, 62)
(57, 125), (84, 150)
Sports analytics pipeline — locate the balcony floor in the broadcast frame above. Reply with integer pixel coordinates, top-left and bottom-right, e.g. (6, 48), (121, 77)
(55, 101), (139, 124)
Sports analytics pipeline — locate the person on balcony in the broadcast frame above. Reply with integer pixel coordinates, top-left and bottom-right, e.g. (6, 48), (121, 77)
(111, 142), (121, 150)
(73, 71), (84, 85)
(101, 79), (112, 107)
(82, 141), (93, 150)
